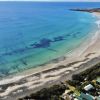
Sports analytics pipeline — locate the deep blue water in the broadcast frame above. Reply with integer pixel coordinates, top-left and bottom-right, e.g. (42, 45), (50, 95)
(0, 2), (99, 77)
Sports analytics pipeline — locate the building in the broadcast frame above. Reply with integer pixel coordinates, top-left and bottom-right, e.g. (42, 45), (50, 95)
(84, 84), (94, 91)
(77, 92), (93, 100)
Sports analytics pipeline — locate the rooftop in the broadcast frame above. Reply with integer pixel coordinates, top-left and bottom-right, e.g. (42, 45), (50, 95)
(84, 84), (94, 91)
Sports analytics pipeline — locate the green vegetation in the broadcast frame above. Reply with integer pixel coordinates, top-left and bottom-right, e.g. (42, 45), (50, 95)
(67, 63), (100, 98)
(18, 63), (100, 100)
(18, 84), (66, 100)
(70, 63), (100, 84)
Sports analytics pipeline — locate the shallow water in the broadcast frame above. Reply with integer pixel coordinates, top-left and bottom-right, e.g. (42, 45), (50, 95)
(0, 2), (98, 77)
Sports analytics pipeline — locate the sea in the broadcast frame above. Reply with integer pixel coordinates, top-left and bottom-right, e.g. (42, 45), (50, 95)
(0, 2), (99, 77)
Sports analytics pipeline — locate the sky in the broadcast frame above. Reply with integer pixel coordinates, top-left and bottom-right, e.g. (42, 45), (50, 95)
(0, 0), (99, 1)
(33, 0), (99, 1)
(23, 0), (100, 1)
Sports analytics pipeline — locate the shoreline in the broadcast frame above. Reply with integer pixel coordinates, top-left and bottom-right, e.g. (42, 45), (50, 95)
(15, 12), (100, 77)
(0, 13), (100, 99)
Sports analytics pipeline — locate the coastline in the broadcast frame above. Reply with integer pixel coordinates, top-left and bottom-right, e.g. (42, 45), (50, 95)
(0, 13), (100, 100)
(14, 16), (100, 77)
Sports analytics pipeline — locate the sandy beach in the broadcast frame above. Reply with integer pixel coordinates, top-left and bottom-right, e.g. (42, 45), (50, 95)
(0, 13), (100, 100)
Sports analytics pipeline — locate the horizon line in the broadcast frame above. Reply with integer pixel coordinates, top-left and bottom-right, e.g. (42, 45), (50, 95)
(0, 1), (99, 2)
(0, 0), (99, 2)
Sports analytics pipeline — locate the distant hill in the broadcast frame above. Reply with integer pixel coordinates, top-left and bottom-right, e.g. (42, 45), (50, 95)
(70, 8), (100, 13)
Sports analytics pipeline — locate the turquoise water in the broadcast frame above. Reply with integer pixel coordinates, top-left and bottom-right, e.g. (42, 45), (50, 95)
(0, 2), (98, 77)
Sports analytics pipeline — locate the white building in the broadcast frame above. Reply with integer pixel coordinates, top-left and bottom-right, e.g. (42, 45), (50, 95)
(84, 84), (94, 91)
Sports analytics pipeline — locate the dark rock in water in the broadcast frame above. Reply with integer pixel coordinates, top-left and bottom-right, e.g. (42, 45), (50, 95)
(1, 46), (30, 57)
(11, 64), (21, 72)
(53, 36), (64, 42)
(65, 34), (71, 36)
(39, 38), (51, 47)
(73, 32), (81, 38)
(13, 47), (28, 54)
(40, 38), (52, 43)
(33, 43), (42, 48)
(12, 64), (19, 70)
(30, 42), (37, 47)
(3, 52), (13, 56)
(32, 38), (52, 48)
(47, 48), (57, 52)
(30, 36), (66, 49)
(0, 68), (9, 76)
(21, 59), (28, 66)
